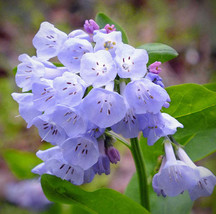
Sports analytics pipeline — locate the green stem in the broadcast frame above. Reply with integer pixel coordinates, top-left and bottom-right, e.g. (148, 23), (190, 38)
(130, 138), (150, 211)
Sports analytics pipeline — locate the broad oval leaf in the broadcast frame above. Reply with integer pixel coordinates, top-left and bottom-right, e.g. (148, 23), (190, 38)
(138, 43), (178, 65)
(3, 149), (41, 179)
(163, 83), (216, 161)
(95, 12), (129, 44)
(41, 174), (149, 214)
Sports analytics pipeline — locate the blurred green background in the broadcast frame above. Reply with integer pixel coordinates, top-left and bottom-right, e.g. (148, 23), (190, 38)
(0, 0), (216, 213)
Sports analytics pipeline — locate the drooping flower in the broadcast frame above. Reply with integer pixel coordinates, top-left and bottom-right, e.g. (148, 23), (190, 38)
(80, 50), (117, 87)
(32, 147), (85, 185)
(32, 80), (56, 113)
(51, 105), (87, 138)
(31, 114), (67, 145)
(58, 37), (93, 72)
(153, 140), (196, 197)
(124, 79), (170, 114)
(15, 54), (45, 91)
(68, 29), (90, 41)
(61, 136), (99, 170)
(81, 88), (127, 128)
(11, 93), (41, 128)
(115, 44), (148, 79)
(140, 112), (183, 145)
(177, 147), (216, 200)
(53, 72), (86, 107)
(32, 22), (67, 59)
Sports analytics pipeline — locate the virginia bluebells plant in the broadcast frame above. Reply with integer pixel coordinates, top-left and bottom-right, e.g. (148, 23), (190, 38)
(12, 18), (216, 203)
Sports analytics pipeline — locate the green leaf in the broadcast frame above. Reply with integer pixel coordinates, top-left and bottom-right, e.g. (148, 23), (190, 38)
(163, 84), (216, 160)
(95, 12), (129, 44)
(203, 83), (216, 92)
(138, 43), (178, 65)
(41, 174), (149, 214)
(3, 149), (41, 179)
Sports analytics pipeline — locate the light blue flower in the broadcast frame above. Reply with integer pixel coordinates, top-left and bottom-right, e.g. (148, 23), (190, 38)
(32, 80), (56, 113)
(31, 114), (67, 145)
(11, 93), (41, 128)
(53, 72), (86, 107)
(58, 38), (93, 72)
(140, 112), (183, 145)
(68, 29), (90, 41)
(93, 30), (123, 56)
(80, 50), (117, 87)
(81, 88), (127, 128)
(33, 147), (85, 185)
(177, 147), (216, 200)
(153, 141), (196, 197)
(111, 106), (141, 138)
(16, 54), (45, 91)
(115, 44), (148, 79)
(52, 105), (87, 138)
(33, 22), (67, 59)
(61, 136), (99, 170)
(124, 79), (170, 114)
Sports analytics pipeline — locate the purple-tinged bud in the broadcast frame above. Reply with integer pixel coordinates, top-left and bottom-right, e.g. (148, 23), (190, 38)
(104, 24), (116, 33)
(84, 19), (99, 34)
(106, 146), (120, 164)
(149, 61), (162, 74)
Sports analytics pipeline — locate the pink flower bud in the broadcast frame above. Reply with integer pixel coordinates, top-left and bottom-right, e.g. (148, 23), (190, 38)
(149, 61), (162, 74)
(104, 24), (116, 33)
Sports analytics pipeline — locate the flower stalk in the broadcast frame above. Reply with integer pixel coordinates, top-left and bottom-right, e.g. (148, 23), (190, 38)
(130, 138), (150, 211)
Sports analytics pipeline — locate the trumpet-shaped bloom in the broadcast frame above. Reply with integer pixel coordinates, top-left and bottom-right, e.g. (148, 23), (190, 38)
(52, 105), (87, 138)
(111, 106), (141, 138)
(80, 50), (117, 87)
(177, 147), (216, 200)
(33, 22), (67, 59)
(16, 54), (45, 91)
(32, 80), (56, 113)
(153, 141), (196, 197)
(32, 114), (67, 145)
(61, 136), (99, 170)
(11, 93), (41, 127)
(115, 44), (148, 79)
(53, 72), (86, 107)
(32, 147), (85, 185)
(58, 38), (93, 72)
(81, 88), (127, 128)
(140, 112), (183, 145)
(68, 29), (90, 41)
(124, 79), (170, 114)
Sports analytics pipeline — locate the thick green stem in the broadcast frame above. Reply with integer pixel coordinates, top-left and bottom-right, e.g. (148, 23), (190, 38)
(130, 138), (150, 211)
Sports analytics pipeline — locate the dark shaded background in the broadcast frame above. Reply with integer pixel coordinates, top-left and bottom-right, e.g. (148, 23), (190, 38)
(0, 0), (216, 213)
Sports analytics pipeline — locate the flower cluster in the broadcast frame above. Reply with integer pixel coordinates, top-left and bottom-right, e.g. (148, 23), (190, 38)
(12, 20), (183, 185)
(153, 139), (216, 200)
